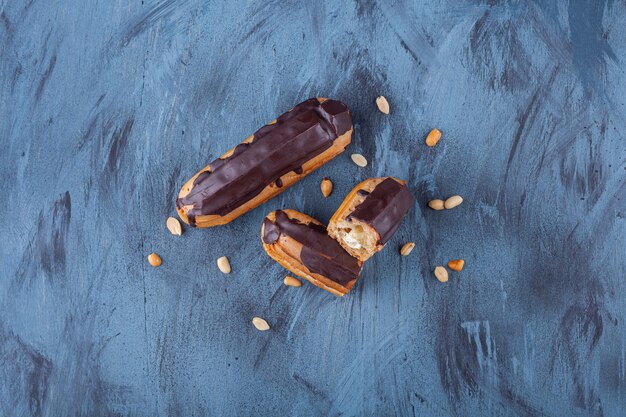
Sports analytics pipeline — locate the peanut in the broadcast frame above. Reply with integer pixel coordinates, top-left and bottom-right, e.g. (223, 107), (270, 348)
(351, 153), (368, 167)
(400, 242), (415, 256)
(425, 128), (442, 147)
(321, 178), (333, 198)
(428, 199), (445, 210)
(284, 276), (302, 287)
(217, 256), (231, 274)
(147, 253), (162, 267)
(434, 266), (448, 282)
(252, 317), (270, 331)
(166, 216), (182, 236)
(444, 195), (463, 209)
(376, 96), (390, 114)
(448, 259), (465, 271)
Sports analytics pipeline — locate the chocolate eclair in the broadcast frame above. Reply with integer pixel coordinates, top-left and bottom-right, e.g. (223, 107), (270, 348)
(328, 177), (413, 261)
(176, 98), (353, 227)
(261, 210), (363, 296)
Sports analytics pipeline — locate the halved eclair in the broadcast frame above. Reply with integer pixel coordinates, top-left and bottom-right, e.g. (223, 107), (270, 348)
(328, 177), (413, 262)
(261, 210), (363, 296)
(176, 98), (353, 227)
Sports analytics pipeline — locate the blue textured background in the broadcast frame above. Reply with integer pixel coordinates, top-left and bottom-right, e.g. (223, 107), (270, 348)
(1, 1), (625, 416)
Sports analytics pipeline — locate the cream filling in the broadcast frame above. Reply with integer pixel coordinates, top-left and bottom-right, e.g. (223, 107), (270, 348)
(344, 233), (362, 249)
(343, 226), (365, 249)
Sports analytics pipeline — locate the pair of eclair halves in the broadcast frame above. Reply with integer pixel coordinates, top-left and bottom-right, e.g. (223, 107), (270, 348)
(175, 98), (413, 296)
(262, 177), (413, 296)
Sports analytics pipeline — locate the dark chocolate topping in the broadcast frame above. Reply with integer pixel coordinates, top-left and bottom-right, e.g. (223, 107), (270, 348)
(349, 178), (413, 244)
(177, 99), (352, 225)
(263, 211), (361, 286)
(357, 189), (370, 197)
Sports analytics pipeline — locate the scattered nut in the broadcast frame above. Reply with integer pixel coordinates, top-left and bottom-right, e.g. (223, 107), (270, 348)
(448, 259), (465, 271)
(428, 199), (445, 210)
(444, 195), (463, 209)
(252, 317), (270, 331)
(425, 128), (442, 147)
(400, 242), (415, 256)
(147, 253), (162, 267)
(351, 153), (368, 167)
(217, 256), (231, 274)
(166, 216), (182, 236)
(321, 178), (333, 198)
(376, 96), (390, 114)
(284, 276), (302, 287)
(434, 266), (448, 282)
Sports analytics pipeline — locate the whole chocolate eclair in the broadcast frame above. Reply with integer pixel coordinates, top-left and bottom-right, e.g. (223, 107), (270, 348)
(176, 98), (353, 227)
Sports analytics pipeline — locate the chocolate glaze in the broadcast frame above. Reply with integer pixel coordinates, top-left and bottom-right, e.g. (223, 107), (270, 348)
(177, 99), (352, 225)
(349, 178), (413, 244)
(263, 211), (361, 286)
(357, 190), (370, 197)
(275, 178), (283, 188)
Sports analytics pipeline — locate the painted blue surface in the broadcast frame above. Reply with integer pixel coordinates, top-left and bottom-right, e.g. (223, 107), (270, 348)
(1, 1), (625, 416)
